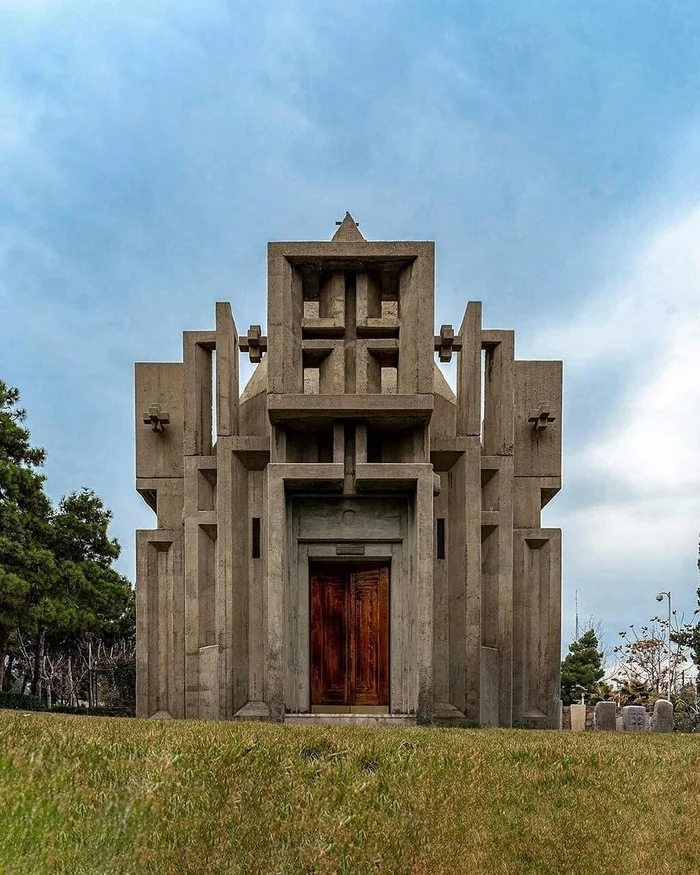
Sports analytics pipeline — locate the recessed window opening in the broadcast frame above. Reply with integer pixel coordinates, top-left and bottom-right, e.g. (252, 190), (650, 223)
(252, 518), (261, 559)
(437, 518), (446, 560)
(367, 429), (382, 463)
(318, 430), (334, 463)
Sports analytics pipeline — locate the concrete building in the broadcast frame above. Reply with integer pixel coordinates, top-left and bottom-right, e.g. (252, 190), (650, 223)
(134, 214), (563, 727)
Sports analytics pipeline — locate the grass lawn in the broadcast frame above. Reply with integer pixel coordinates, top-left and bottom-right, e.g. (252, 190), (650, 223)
(1, 711), (699, 875)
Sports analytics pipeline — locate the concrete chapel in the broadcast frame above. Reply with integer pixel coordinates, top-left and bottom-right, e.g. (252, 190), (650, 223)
(134, 214), (563, 727)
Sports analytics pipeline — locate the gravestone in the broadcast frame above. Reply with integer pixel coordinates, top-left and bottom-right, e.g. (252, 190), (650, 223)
(651, 699), (674, 732)
(622, 705), (646, 732)
(594, 701), (617, 731)
(570, 703), (586, 732)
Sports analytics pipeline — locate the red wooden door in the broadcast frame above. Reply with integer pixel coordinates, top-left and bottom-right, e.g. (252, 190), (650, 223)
(310, 563), (389, 708)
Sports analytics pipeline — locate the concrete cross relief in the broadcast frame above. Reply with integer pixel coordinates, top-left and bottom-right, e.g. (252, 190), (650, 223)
(528, 404), (555, 432)
(434, 324), (462, 363)
(239, 325), (268, 364)
(142, 404), (170, 433)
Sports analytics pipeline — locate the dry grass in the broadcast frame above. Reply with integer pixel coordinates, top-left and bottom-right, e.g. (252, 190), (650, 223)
(1, 711), (698, 875)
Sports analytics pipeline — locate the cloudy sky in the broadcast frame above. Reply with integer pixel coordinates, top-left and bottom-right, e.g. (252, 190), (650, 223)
(1, 1), (699, 656)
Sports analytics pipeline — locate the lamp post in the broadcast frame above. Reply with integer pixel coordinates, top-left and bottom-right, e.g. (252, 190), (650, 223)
(656, 591), (672, 701)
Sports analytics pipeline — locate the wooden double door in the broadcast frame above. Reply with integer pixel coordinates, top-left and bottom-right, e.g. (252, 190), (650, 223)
(310, 563), (389, 709)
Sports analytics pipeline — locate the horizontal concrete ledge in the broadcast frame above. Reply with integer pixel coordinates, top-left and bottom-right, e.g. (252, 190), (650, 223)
(430, 437), (470, 471)
(269, 241), (433, 260)
(481, 511), (499, 529)
(136, 528), (181, 550)
(355, 463), (433, 492)
(284, 714), (417, 727)
(268, 463), (345, 492)
(267, 394), (434, 428)
(230, 436), (270, 470)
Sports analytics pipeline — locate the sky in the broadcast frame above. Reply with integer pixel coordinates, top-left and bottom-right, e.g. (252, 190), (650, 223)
(1, 0), (699, 660)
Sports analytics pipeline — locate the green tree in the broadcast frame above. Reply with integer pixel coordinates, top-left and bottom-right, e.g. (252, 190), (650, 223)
(24, 489), (133, 697)
(1, 381), (133, 701)
(0, 381), (55, 689)
(670, 537), (700, 689)
(561, 629), (605, 705)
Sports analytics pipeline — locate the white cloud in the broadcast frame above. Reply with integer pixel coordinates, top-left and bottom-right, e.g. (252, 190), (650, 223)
(540, 206), (700, 569)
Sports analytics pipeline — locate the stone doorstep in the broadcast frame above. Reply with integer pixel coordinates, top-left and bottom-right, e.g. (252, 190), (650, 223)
(284, 714), (417, 727)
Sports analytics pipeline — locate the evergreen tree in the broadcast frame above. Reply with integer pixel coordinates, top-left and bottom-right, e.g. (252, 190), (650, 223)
(0, 381), (55, 689)
(561, 628), (605, 705)
(1, 381), (133, 699)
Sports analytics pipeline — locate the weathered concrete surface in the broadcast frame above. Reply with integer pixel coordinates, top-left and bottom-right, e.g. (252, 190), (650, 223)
(134, 215), (563, 726)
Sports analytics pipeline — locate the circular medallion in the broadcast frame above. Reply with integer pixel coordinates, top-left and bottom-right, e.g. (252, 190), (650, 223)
(342, 509), (358, 526)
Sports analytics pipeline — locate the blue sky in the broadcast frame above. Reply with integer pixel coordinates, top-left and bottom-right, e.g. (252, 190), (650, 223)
(1, 1), (699, 659)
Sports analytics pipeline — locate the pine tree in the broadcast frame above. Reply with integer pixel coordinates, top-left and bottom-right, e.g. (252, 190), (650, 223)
(0, 381), (55, 689)
(561, 628), (605, 705)
(1, 381), (133, 698)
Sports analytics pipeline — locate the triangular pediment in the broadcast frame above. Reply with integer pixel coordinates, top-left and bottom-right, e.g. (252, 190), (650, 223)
(331, 212), (365, 242)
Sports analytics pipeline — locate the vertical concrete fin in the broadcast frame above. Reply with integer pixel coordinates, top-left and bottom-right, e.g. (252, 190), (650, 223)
(416, 471), (435, 719)
(456, 302), (482, 437)
(183, 332), (214, 457)
(448, 437), (481, 721)
(513, 360), (562, 478)
(135, 530), (184, 719)
(482, 330), (514, 456)
(397, 246), (435, 395)
(215, 302), (239, 437)
(135, 363), (184, 479)
(267, 250), (303, 395)
(512, 529), (561, 728)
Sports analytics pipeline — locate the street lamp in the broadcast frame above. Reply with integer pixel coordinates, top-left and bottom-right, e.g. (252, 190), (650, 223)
(656, 591), (672, 701)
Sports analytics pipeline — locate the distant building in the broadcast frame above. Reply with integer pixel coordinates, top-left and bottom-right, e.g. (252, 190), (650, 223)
(135, 214), (562, 727)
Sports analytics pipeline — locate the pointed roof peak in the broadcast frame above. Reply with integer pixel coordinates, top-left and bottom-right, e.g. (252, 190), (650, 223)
(331, 211), (365, 242)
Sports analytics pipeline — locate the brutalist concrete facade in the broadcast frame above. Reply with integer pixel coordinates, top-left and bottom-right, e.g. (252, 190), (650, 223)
(134, 214), (563, 727)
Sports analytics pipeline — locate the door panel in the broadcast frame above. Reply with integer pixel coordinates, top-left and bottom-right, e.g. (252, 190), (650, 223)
(352, 567), (389, 706)
(310, 563), (389, 708)
(310, 569), (349, 705)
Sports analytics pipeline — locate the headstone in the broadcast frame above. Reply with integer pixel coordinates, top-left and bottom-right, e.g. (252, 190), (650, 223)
(651, 699), (674, 733)
(622, 705), (646, 732)
(558, 699), (563, 730)
(594, 701), (617, 731)
(570, 703), (586, 732)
